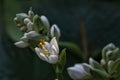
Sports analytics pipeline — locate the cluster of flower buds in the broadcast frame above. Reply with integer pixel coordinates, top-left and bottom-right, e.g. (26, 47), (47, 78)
(67, 43), (120, 80)
(14, 8), (61, 64)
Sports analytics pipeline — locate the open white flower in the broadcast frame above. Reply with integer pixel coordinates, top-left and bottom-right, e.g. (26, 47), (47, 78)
(35, 37), (59, 64)
(67, 63), (90, 80)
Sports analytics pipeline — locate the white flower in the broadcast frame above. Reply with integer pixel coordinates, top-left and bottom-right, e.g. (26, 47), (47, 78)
(15, 31), (39, 48)
(50, 24), (61, 38)
(35, 37), (59, 64)
(67, 63), (90, 80)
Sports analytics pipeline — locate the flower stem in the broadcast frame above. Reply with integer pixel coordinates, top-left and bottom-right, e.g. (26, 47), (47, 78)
(53, 64), (63, 80)
(56, 73), (63, 80)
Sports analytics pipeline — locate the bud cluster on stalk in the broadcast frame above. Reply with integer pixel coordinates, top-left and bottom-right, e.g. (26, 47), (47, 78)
(67, 43), (120, 80)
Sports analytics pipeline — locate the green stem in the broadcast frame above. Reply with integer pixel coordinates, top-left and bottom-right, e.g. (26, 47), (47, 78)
(56, 72), (63, 80)
(53, 64), (63, 80)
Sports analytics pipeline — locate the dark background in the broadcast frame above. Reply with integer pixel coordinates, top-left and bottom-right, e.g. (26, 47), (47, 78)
(1, 0), (120, 80)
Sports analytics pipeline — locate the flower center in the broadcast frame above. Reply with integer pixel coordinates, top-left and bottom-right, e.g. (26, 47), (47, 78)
(38, 40), (46, 48)
(38, 40), (49, 55)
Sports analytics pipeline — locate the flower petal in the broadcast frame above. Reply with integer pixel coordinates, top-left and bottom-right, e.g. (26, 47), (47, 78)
(14, 41), (29, 48)
(50, 37), (59, 53)
(51, 45), (59, 55)
(35, 47), (48, 61)
(44, 42), (51, 50)
(48, 55), (58, 64)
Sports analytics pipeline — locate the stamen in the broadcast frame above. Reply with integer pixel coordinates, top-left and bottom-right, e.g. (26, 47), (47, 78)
(37, 39), (50, 55)
(38, 39), (46, 48)
(40, 40), (46, 45)
(44, 50), (49, 55)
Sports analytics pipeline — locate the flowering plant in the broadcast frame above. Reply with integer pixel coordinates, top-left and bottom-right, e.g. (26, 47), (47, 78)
(13, 8), (120, 80)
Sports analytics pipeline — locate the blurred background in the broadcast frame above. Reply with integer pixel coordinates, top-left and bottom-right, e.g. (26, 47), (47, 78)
(1, 0), (120, 80)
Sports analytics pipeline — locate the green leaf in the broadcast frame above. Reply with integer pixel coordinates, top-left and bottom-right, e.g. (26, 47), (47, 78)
(83, 63), (109, 79)
(59, 41), (82, 60)
(109, 58), (120, 75)
(89, 58), (105, 71)
(90, 68), (109, 79)
(56, 48), (66, 74)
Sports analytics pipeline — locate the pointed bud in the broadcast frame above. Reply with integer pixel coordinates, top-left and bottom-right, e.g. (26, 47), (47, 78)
(50, 24), (61, 39)
(40, 15), (50, 28)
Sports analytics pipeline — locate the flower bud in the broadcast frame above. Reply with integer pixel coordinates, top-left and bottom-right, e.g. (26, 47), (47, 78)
(26, 22), (33, 32)
(50, 24), (61, 39)
(20, 26), (27, 32)
(67, 64), (90, 80)
(100, 59), (106, 66)
(25, 31), (39, 39)
(14, 41), (29, 48)
(28, 7), (34, 18)
(102, 43), (119, 61)
(24, 18), (31, 24)
(40, 15), (50, 28)
(16, 13), (28, 19)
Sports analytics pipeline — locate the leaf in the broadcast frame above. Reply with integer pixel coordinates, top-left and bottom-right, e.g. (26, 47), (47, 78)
(109, 58), (120, 75)
(83, 63), (109, 79)
(59, 41), (83, 60)
(90, 68), (109, 79)
(89, 58), (105, 71)
(56, 48), (66, 74)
